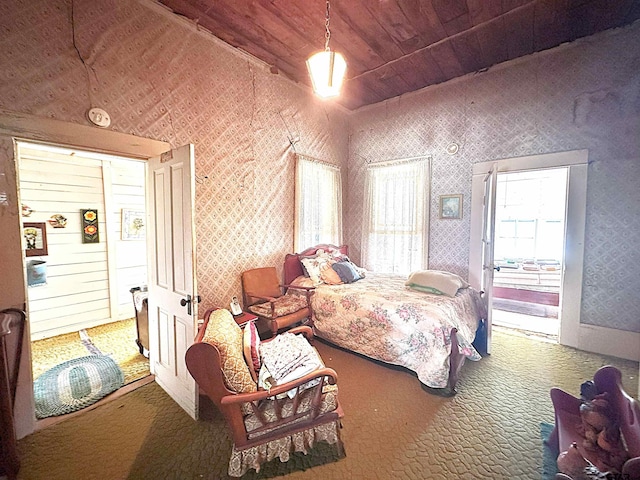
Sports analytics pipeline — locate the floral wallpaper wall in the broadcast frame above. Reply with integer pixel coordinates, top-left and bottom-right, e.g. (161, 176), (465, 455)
(346, 22), (640, 333)
(1, 0), (638, 336)
(0, 0), (349, 312)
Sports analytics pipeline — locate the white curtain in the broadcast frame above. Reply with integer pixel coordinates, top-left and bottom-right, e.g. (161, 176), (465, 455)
(361, 158), (430, 274)
(294, 155), (343, 252)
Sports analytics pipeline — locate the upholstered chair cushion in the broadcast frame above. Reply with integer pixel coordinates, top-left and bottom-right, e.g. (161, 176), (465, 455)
(248, 295), (308, 319)
(202, 309), (257, 393)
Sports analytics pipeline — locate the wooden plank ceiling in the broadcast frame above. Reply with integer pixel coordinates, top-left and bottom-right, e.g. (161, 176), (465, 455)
(157, 0), (640, 110)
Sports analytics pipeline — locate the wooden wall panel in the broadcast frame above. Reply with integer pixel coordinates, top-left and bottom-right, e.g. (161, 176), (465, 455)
(18, 145), (146, 340)
(110, 159), (147, 319)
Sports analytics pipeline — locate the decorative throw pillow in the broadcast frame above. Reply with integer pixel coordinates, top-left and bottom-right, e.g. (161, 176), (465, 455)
(202, 309), (257, 393)
(299, 249), (325, 278)
(320, 263), (343, 285)
(289, 275), (315, 289)
(242, 321), (261, 382)
(301, 250), (334, 285)
(405, 270), (469, 297)
(332, 260), (362, 283)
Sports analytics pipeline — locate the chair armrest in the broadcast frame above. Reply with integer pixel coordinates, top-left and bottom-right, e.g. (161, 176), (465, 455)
(286, 325), (313, 341)
(220, 367), (338, 406)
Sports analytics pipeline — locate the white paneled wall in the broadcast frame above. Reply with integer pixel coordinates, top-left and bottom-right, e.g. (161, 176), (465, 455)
(111, 159), (147, 318)
(18, 144), (146, 340)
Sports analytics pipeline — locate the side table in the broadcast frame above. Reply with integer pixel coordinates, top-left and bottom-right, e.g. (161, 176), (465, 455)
(232, 311), (258, 327)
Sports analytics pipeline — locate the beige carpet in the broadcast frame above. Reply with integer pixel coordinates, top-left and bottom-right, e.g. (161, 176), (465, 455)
(16, 328), (638, 480)
(30, 318), (150, 385)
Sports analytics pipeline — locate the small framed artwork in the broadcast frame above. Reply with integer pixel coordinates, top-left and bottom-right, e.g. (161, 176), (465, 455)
(439, 194), (463, 219)
(23, 222), (48, 256)
(121, 209), (146, 240)
(81, 209), (100, 243)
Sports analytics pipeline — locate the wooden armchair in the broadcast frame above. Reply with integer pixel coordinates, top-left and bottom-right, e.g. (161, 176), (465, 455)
(185, 308), (344, 478)
(241, 267), (314, 337)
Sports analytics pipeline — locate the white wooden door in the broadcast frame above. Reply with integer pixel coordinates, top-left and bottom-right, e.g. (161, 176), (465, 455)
(147, 144), (198, 419)
(469, 163), (498, 355)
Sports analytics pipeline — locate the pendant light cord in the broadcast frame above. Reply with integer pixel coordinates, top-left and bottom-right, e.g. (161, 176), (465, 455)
(324, 0), (331, 51)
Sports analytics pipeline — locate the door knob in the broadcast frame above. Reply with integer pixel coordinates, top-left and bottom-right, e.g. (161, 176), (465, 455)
(180, 295), (192, 315)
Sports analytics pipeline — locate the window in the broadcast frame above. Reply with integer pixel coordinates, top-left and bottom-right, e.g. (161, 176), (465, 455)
(294, 155), (342, 252)
(494, 168), (567, 263)
(362, 158), (430, 274)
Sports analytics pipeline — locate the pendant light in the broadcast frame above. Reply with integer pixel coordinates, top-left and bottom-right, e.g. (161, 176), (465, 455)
(306, 0), (347, 98)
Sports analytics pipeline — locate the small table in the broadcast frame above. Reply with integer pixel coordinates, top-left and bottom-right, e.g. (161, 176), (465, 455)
(232, 311), (258, 327)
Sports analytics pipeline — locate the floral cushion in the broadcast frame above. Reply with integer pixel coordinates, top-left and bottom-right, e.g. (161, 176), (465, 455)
(248, 295), (308, 319)
(202, 309), (257, 393)
(300, 250), (335, 285)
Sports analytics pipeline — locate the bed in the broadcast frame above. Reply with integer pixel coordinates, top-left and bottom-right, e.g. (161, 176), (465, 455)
(283, 244), (487, 393)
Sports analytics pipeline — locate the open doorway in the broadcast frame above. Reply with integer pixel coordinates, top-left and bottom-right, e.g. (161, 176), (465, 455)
(491, 168), (567, 339)
(17, 140), (151, 420)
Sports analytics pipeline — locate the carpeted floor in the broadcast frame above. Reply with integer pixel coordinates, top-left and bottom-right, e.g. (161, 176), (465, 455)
(16, 328), (638, 480)
(30, 318), (150, 385)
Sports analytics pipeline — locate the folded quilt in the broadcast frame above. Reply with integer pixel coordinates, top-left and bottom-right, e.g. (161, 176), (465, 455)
(258, 333), (322, 398)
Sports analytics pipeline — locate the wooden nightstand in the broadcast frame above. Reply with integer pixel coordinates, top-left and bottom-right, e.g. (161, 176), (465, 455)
(232, 311), (258, 327)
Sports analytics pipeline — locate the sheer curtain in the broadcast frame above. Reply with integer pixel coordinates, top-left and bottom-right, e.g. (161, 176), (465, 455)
(361, 157), (430, 274)
(294, 155), (343, 252)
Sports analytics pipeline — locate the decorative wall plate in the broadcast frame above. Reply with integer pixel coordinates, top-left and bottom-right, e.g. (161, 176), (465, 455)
(48, 214), (67, 228)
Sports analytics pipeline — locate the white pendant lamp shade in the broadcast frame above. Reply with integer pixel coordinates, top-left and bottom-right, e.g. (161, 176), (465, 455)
(306, 50), (347, 98)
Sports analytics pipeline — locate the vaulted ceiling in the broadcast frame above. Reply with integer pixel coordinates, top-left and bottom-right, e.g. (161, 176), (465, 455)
(157, 0), (640, 111)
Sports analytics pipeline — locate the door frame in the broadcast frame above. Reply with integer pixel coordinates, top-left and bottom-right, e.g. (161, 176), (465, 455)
(0, 110), (169, 439)
(470, 149), (639, 361)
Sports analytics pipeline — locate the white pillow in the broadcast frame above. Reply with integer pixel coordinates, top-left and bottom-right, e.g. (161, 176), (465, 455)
(405, 270), (469, 297)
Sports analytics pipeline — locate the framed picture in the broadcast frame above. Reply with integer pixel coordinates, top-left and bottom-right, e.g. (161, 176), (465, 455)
(23, 222), (48, 256)
(439, 194), (463, 219)
(81, 209), (100, 243)
(121, 209), (146, 240)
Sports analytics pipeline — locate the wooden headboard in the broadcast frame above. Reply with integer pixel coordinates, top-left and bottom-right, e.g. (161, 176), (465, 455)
(283, 244), (349, 285)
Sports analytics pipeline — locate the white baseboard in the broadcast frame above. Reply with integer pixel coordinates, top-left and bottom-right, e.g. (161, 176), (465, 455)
(577, 324), (640, 361)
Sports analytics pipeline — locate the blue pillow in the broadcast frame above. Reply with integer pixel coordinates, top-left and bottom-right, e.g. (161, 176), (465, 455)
(332, 261), (362, 283)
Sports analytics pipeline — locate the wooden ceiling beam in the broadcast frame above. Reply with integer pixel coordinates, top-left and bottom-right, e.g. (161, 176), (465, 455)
(449, 31), (486, 74)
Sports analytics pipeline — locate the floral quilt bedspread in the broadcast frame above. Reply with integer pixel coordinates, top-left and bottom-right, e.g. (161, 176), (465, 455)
(310, 273), (486, 388)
